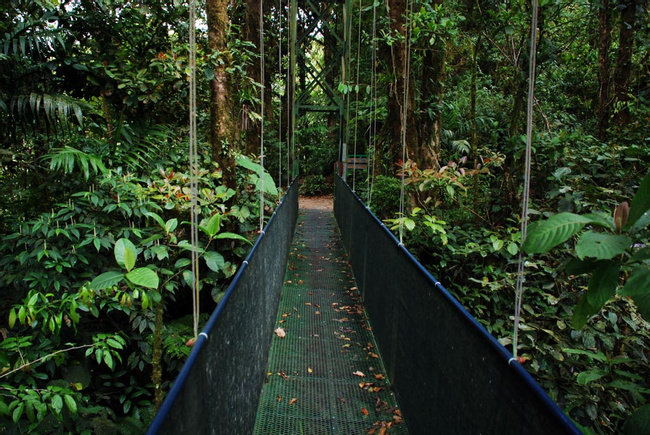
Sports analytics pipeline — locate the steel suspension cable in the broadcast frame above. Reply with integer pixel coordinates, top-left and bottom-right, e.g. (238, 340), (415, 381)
(368, 0), (378, 207)
(277, 0), (283, 190)
(351, 0), (363, 192)
(512, 0), (539, 361)
(259, 0), (265, 232)
(188, 0), (200, 338)
(399, 0), (414, 245)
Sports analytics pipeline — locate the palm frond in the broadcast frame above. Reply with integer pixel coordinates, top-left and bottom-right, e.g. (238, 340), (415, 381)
(46, 146), (107, 180)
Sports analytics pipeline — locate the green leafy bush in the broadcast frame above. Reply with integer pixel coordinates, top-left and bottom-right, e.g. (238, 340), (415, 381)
(301, 175), (329, 196)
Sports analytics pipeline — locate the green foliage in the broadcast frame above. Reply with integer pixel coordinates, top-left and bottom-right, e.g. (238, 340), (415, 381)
(300, 175), (329, 196)
(524, 171), (650, 329)
(368, 175), (401, 220)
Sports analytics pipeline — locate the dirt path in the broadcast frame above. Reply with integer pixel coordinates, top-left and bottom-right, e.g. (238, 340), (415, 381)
(299, 195), (333, 211)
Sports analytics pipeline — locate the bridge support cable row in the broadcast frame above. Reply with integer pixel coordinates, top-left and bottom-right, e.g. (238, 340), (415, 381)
(147, 180), (299, 434)
(334, 176), (581, 434)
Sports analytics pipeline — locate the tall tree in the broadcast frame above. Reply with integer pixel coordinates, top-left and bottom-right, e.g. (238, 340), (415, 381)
(207, 0), (238, 190)
(381, 0), (418, 170)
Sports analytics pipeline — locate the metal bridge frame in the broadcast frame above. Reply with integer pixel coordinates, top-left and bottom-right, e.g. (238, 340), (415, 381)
(288, 0), (352, 179)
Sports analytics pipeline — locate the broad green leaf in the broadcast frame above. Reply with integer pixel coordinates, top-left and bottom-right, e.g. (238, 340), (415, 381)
(522, 213), (594, 254)
(104, 352), (113, 369)
(607, 380), (650, 394)
(64, 395), (77, 413)
(148, 290), (162, 304)
(12, 402), (24, 423)
(204, 66), (215, 81)
(8, 309), (16, 328)
(144, 212), (165, 228)
(51, 395), (63, 414)
(114, 238), (137, 271)
(586, 260), (620, 308)
(565, 258), (598, 276)
(177, 240), (206, 253)
(629, 247), (650, 263)
(623, 404), (650, 435)
(571, 294), (600, 330)
(626, 171), (650, 232)
(125, 268), (159, 289)
(620, 268), (650, 320)
(575, 231), (631, 260)
(404, 218), (415, 232)
(576, 369), (608, 385)
(175, 258), (192, 268)
(165, 218), (178, 234)
(150, 245), (169, 261)
(201, 214), (221, 237)
(106, 338), (123, 349)
(215, 232), (252, 244)
(90, 271), (124, 290)
(582, 212), (615, 231)
(563, 348), (608, 362)
(204, 251), (225, 272)
(235, 155), (278, 196)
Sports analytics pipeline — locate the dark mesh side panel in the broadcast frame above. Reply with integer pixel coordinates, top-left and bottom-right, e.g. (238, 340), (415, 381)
(334, 176), (579, 435)
(148, 181), (299, 435)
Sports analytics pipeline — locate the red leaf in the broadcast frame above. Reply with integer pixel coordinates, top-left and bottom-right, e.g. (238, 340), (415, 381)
(361, 407), (369, 416)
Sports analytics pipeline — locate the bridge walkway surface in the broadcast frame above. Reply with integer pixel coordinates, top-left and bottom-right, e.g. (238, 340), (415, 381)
(253, 197), (408, 435)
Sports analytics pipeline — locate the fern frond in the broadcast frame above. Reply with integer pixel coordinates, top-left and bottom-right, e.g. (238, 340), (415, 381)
(46, 146), (108, 179)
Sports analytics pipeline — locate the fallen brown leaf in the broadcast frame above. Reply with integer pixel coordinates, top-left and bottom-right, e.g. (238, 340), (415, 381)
(353, 371), (365, 377)
(374, 374), (385, 380)
(289, 398), (298, 405)
(361, 407), (369, 416)
(276, 395), (282, 402)
(274, 327), (286, 338)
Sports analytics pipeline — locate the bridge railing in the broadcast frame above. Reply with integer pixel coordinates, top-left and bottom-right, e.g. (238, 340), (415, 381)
(334, 175), (579, 434)
(148, 179), (299, 435)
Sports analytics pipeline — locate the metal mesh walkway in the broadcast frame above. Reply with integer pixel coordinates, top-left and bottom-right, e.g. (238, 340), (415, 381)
(254, 199), (408, 435)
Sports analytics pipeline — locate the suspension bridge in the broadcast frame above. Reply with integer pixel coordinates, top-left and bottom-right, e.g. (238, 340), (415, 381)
(148, 1), (580, 433)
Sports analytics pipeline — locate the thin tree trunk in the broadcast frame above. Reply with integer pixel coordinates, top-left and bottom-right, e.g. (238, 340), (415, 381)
(597, 0), (612, 140)
(612, 0), (637, 127)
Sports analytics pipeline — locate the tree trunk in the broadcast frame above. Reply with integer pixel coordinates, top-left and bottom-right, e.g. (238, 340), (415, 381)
(597, 0), (612, 140)
(612, 0), (637, 127)
(381, 0), (417, 171)
(207, 0), (237, 191)
(244, 0), (261, 155)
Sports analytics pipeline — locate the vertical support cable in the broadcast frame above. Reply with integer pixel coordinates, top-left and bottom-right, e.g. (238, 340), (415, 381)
(188, 0), (200, 338)
(368, 0), (378, 207)
(259, 0), (265, 232)
(289, 0), (298, 182)
(277, 0), (283, 190)
(513, 0), (539, 359)
(351, 0), (363, 192)
(286, 4), (291, 188)
(399, 0), (414, 245)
